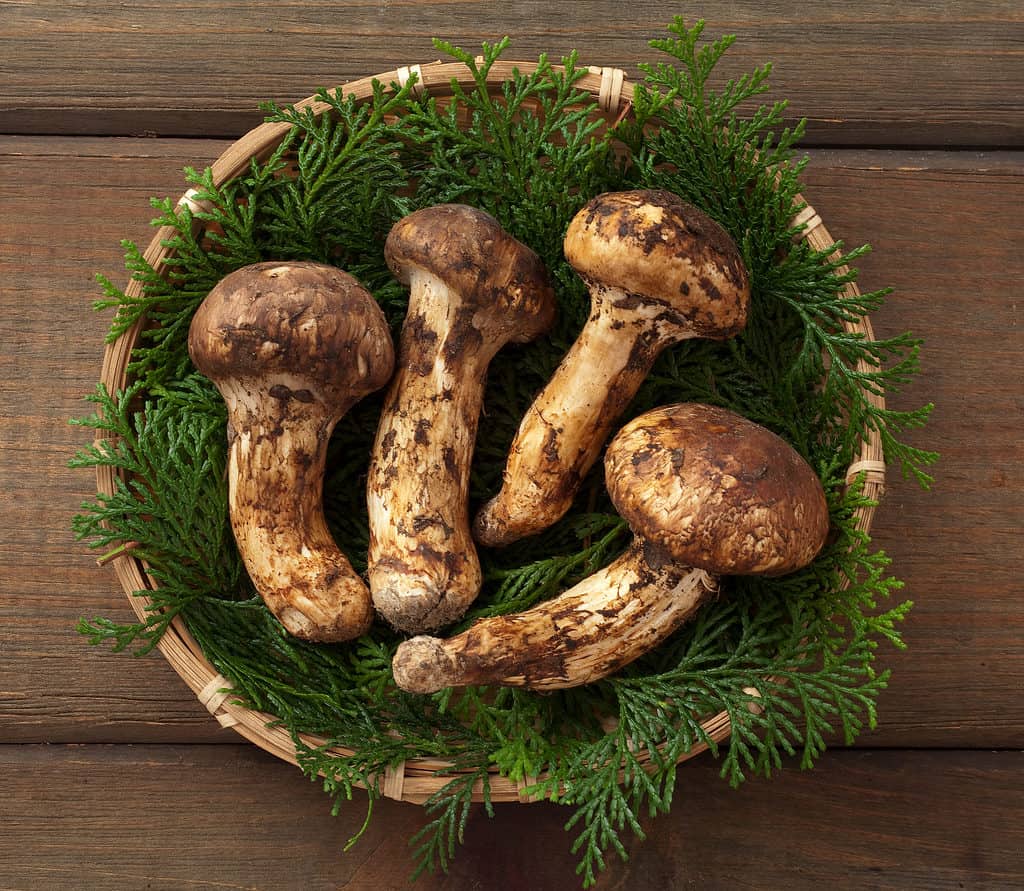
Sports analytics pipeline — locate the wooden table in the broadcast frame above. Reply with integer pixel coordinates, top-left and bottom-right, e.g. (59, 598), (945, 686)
(2, 3), (1022, 888)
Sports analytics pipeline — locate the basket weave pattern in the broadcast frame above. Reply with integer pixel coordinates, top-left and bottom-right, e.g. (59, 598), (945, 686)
(96, 61), (886, 804)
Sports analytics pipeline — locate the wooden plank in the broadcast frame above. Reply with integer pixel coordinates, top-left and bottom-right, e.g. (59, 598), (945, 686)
(0, 745), (1020, 889)
(0, 137), (230, 744)
(0, 136), (1021, 747)
(798, 150), (1024, 746)
(1, 2), (1022, 146)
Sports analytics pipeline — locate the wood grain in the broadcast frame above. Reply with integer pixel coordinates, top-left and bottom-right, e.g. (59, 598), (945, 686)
(800, 151), (1024, 746)
(0, 745), (1020, 889)
(2, 2), (1022, 146)
(0, 137), (1021, 749)
(0, 137), (229, 744)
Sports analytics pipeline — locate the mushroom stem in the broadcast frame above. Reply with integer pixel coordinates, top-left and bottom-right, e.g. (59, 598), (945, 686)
(474, 287), (674, 546)
(225, 391), (372, 641)
(367, 205), (555, 634)
(391, 541), (717, 693)
(367, 271), (491, 632)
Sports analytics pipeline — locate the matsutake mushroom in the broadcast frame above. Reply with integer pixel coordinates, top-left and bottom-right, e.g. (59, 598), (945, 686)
(188, 261), (394, 642)
(367, 205), (556, 634)
(474, 190), (750, 547)
(393, 403), (828, 693)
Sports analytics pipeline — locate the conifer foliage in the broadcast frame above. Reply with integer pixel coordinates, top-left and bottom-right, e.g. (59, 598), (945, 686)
(74, 20), (935, 886)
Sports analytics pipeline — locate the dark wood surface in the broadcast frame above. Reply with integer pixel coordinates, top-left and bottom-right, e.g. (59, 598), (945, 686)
(3, 1), (1022, 145)
(2, 4), (1022, 888)
(2, 746), (1021, 890)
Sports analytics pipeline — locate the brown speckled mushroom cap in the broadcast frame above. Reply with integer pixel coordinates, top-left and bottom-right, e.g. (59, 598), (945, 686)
(188, 261), (394, 406)
(563, 190), (750, 340)
(605, 403), (829, 576)
(384, 204), (555, 343)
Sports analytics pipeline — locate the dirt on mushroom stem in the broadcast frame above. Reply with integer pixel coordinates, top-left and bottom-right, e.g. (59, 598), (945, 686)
(226, 393), (374, 640)
(473, 287), (681, 547)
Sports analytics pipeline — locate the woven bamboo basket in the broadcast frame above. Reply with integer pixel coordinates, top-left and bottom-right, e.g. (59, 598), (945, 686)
(95, 59), (887, 805)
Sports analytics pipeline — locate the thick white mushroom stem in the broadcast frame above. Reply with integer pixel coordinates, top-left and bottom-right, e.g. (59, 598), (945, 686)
(225, 388), (373, 642)
(188, 261), (394, 644)
(391, 541), (717, 693)
(368, 204), (554, 634)
(367, 271), (495, 633)
(475, 287), (681, 546)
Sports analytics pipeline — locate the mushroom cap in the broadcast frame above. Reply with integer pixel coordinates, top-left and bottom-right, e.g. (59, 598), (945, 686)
(605, 403), (829, 576)
(384, 204), (555, 342)
(563, 190), (750, 340)
(188, 261), (394, 405)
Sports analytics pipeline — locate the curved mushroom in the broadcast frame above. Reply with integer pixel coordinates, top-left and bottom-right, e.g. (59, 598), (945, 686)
(188, 261), (394, 642)
(393, 403), (828, 693)
(474, 190), (750, 547)
(367, 205), (556, 634)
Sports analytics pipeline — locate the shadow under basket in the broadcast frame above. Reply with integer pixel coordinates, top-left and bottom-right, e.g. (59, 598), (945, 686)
(94, 59), (887, 805)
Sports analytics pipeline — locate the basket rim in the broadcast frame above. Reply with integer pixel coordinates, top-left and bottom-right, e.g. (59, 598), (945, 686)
(94, 58), (886, 805)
